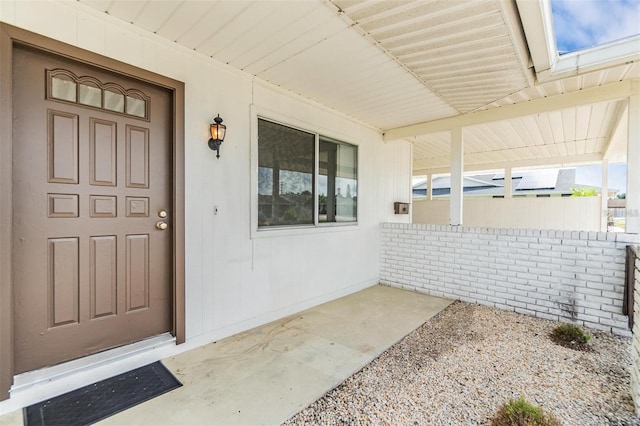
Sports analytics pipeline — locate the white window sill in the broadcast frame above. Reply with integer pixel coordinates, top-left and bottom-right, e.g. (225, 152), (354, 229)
(251, 222), (359, 239)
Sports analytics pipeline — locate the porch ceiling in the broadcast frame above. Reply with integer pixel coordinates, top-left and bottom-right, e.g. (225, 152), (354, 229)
(79, 0), (639, 172)
(411, 73), (637, 174)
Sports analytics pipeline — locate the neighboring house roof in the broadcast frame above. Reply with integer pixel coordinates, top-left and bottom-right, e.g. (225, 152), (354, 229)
(413, 168), (617, 197)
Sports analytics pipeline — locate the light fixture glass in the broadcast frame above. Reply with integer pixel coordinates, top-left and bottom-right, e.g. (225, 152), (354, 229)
(208, 114), (226, 158)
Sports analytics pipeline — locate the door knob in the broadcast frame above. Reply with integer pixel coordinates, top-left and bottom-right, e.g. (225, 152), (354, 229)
(156, 221), (168, 230)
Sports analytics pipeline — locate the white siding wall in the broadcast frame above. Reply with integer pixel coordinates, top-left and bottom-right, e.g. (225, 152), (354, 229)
(412, 197), (603, 231)
(380, 223), (640, 336)
(0, 1), (412, 345)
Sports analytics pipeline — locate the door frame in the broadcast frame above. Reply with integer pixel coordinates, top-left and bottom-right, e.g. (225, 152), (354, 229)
(0, 23), (186, 401)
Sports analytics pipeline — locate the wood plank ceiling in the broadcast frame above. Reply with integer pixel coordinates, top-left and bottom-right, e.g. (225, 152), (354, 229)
(79, 0), (638, 173)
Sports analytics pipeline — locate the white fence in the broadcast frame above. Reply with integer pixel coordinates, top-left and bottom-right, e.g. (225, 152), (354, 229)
(412, 197), (602, 231)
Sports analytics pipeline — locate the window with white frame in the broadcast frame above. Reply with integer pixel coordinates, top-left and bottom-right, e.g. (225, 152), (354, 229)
(257, 118), (358, 228)
(318, 136), (357, 223)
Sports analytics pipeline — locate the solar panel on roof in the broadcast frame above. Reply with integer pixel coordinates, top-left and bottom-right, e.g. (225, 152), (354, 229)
(516, 169), (558, 190)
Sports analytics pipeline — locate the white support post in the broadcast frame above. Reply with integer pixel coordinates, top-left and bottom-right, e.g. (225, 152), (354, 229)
(504, 167), (512, 198)
(450, 127), (463, 226)
(601, 159), (609, 232)
(627, 85), (640, 234)
(427, 174), (433, 200)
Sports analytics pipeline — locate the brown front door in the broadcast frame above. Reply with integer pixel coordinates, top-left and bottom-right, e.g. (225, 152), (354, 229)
(12, 45), (173, 373)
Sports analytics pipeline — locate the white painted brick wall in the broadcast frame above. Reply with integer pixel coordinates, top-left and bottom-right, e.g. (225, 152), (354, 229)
(380, 223), (640, 337)
(631, 248), (640, 415)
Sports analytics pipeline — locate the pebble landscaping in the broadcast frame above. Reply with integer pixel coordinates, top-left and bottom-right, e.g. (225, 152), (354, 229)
(285, 301), (639, 425)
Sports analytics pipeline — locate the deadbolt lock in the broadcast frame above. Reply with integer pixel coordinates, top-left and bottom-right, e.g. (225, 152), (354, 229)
(156, 221), (168, 231)
(158, 210), (168, 218)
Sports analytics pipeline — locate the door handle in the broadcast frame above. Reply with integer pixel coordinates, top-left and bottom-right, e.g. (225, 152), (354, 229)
(156, 221), (168, 231)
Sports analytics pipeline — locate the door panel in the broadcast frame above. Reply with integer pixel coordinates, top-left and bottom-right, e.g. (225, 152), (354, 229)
(89, 235), (117, 319)
(13, 46), (173, 373)
(89, 118), (117, 186)
(47, 193), (79, 218)
(48, 110), (79, 184)
(48, 237), (80, 327)
(126, 234), (150, 312)
(126, 125), (149, 188)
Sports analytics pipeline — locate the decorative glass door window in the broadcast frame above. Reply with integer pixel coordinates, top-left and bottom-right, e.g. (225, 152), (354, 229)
(47, 69), (149, 120)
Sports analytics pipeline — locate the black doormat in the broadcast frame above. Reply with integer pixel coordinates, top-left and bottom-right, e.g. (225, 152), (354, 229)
(24, 361), (182, 426)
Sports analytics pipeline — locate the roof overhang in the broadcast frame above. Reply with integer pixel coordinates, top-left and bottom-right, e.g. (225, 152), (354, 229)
(73, 0), (639, 173)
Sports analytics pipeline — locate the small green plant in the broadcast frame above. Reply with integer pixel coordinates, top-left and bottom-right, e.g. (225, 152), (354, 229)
(570, 186), (597, 197)
(550, 324), (591, 351)
(491, 396), (561, 426)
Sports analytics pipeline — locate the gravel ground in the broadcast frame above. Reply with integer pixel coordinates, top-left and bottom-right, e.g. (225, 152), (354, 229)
(284, 301), (639, 426)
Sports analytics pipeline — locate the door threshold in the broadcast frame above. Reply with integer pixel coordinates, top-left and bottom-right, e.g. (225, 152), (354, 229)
(3, 334), (175, 415)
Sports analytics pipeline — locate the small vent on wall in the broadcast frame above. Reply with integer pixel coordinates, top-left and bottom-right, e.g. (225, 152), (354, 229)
(394, 202), (409, 214)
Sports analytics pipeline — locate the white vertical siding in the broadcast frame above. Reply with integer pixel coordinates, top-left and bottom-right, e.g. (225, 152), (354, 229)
(413, 197), (603, 231)
(1, 0), (412, 346)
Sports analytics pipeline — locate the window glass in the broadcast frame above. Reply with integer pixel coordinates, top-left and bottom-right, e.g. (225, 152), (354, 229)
(48, 70), (150, 120)
(126, 96), (146, 118)
(51, 77), (76, 102)
(258, 119), (315, 227)
(319, 138), (357, 223)
(78, 83), (101, 108)
(104, 89), (125, 113)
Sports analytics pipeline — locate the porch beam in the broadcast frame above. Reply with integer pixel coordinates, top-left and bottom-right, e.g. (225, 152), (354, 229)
(385, 80), (635, 141)
(413, 152), (603, 176)
(602, 100), (628, 160)
(426, 174), (433, 200)
(514, 0), (554, 75)
(504, 167), (512, 199)
(627, 82), (640, 233)
(450, 128), (463, 226)
(497, 0), (536, 87)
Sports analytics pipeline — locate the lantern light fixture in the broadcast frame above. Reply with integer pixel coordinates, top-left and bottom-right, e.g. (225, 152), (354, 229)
(208, 114), (226, 158)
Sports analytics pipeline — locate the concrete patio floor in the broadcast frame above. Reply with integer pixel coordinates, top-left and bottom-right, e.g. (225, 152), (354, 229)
(1, 285), (452, 426)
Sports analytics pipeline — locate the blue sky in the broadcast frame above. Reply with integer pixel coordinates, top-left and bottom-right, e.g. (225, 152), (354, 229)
(551, 0), (640, 53)
(575, 163), (627, 194)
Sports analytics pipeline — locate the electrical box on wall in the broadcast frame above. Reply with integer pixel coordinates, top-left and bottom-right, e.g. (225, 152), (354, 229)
(394, 202), (409, 214)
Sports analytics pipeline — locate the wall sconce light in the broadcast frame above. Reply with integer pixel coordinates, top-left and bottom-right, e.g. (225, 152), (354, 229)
(208, 114), (226, 158)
